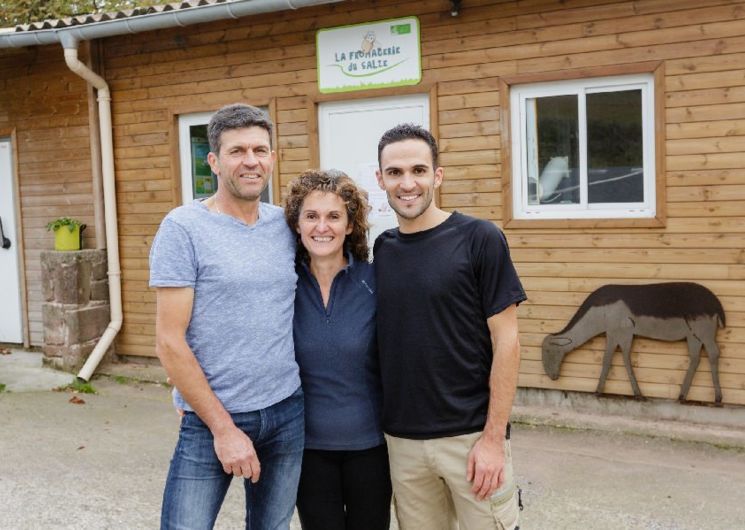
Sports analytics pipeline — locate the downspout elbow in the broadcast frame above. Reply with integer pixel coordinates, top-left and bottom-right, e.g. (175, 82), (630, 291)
(77, 318), (122, 384)
(62, 43), (123, 382)
(64, 47), (108, 92)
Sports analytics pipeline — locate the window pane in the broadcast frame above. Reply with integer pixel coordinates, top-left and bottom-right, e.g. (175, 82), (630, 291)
(526, 95), (579, 205)
(587, 90), (644, 203)
(190, 125), (217, 200)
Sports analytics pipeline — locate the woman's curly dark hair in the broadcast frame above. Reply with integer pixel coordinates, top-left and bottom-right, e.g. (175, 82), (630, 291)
(285, 169), (370, 263)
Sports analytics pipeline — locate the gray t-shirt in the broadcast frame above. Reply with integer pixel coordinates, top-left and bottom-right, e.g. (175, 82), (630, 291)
(149, 200), (300, 413)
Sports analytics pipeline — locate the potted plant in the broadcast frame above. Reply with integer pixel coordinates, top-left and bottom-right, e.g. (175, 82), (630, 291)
(46, 217), (86, 251)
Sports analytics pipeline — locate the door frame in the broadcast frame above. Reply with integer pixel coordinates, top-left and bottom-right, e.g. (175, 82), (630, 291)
(177, 111), (217, 206)
(0, 129), (30, 347)
(307, 83), (440, 202)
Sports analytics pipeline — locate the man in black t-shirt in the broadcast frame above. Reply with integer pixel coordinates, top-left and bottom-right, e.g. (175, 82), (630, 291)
(374, 124), (526, 530)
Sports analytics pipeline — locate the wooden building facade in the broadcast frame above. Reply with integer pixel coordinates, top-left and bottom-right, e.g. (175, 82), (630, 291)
(0, 44), (99, 346)
(1, 0), (743, 405)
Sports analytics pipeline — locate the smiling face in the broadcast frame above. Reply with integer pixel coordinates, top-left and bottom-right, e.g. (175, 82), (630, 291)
(207, 126), (275, 203)
(297, 190), (352, 262)
(376, 138), (443, 226)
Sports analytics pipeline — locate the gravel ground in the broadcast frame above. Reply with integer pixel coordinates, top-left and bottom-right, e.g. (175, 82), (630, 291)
(2, 375), (744, 529)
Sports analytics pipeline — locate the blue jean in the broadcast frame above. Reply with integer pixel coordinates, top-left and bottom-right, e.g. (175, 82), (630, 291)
(161, 387), (304, 530)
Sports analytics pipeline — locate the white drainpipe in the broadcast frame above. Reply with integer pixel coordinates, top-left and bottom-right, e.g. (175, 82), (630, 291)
(62, 39), (122, 382)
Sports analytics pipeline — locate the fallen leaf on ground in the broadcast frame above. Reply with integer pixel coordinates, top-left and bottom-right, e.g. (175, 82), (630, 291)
(0, 348), (11, 355)
(69, 396), (85, 405)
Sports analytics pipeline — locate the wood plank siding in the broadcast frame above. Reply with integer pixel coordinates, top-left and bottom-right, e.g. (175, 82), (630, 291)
(0, 44), (97, 346)
(2, 0), (743, 405)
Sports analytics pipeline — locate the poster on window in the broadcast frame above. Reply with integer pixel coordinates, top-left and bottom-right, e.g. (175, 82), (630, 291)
(356, 162), (394, 220)
(355, 162), (398, 245)
(317, 17), (421, 94)
(191, 139), (216, 198)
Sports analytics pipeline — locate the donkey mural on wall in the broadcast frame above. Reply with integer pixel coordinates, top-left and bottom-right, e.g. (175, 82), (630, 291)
(542, 282), (725, 403)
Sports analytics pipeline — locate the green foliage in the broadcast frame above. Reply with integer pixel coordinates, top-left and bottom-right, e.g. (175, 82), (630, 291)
(0, 383), (7, 393)
(46, 217), (86, 233)
(57, 379), (97, 394)
(1, 0), (163, 27)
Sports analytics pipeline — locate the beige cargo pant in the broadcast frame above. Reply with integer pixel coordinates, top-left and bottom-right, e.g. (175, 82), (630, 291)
(386, 431), (520, 530)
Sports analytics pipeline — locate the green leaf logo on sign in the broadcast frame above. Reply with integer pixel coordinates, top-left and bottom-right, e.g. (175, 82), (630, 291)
(390, 23), (411, 35)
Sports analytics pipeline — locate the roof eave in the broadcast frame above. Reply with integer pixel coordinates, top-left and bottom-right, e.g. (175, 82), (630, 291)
(0, 0), (346, 49)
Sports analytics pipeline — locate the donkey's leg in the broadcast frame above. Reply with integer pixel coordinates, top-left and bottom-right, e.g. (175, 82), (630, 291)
(680, 335), (702, 402)
(702, 336), (723, 404)
(596, 336), (616, 396)
(618, 333), (642, 398)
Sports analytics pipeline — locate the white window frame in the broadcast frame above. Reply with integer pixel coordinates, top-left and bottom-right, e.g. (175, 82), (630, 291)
(510, 73), (656, 220)
(178, 110), (273, 205)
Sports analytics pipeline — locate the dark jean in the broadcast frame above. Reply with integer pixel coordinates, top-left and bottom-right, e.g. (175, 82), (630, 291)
(296, 444), (392, 530)
(160, 387), (304, 530)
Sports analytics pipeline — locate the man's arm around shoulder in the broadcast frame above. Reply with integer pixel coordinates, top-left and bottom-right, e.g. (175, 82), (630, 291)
(155, 287), (261, 482)
(466, 303), (521, 500)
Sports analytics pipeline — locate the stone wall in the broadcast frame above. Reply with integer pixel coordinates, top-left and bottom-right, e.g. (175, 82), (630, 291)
(41, 250), (112, 372)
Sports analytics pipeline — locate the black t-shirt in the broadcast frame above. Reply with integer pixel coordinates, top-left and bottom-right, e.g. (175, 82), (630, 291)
(374, 212), (527, 439)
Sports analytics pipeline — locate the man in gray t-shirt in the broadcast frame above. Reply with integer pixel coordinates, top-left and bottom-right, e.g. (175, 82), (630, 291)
(149, 104), (303, 529)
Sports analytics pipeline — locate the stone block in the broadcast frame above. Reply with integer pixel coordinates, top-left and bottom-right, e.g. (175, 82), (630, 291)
(42, 344), (65, 358)
(40, 251), (87, 305)
(61, 260), (91, 305)
(65, 304), (111, 344)
(41, 254), (55, 302)
(43, 338), (116, 373)
(42, 303), (67, 345)
(43, 342), (94, 373)
(90, 279), (109, 302)
(43, 302), (110, 347)
(40, 250), (108, 305)
(91, 252), (108, 281)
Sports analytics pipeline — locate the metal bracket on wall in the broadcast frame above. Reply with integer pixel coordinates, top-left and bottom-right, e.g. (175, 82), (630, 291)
(450, 0), (462, 16)
(0, 217), (11, 249)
